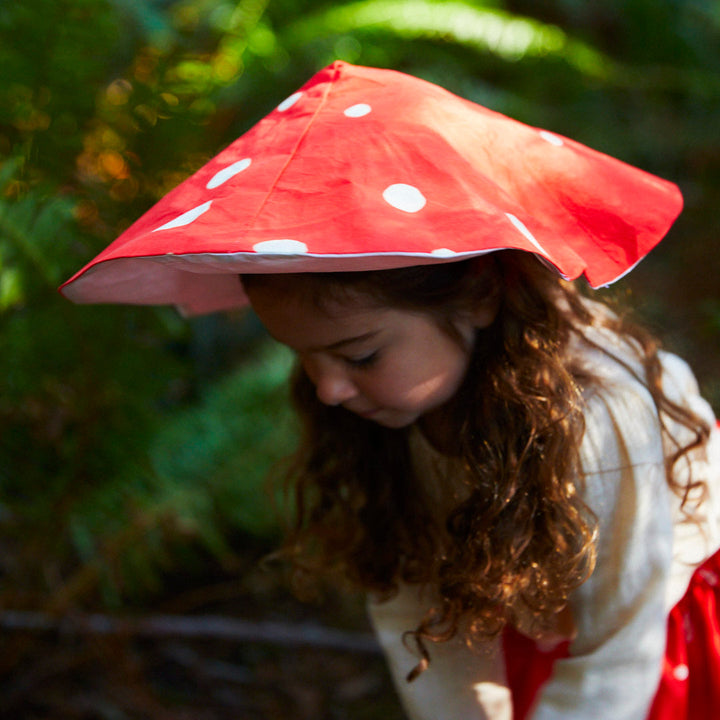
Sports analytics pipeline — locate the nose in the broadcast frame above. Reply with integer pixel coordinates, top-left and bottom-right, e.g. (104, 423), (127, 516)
(305, 358), (358, 406)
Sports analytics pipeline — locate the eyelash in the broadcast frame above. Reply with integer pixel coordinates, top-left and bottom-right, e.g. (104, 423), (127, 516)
(345, 351), (379, 369)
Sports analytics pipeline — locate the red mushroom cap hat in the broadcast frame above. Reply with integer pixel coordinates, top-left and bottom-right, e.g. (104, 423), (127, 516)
(60, 61), (683, 316)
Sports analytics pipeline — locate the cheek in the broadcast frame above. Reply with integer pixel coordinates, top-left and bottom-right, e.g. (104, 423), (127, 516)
(407, 363), (466, 405)
(425, 346), (471, 399)
(376, 350), (469, 407)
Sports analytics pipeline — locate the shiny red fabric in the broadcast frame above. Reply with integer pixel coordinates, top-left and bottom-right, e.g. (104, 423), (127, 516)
(504, 549), (720, 719)
(648, 549), (720, 720)
(503, 628), (570, 720)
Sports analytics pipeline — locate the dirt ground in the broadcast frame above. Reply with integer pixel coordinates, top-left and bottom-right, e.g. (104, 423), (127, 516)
(1, 550), (408, 720)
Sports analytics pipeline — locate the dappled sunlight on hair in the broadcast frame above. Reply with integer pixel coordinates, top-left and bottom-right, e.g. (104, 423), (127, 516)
(243, 251), (710, 680)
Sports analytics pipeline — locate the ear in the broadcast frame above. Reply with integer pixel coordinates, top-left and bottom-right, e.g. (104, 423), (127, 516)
(471, 292), (500, 329)
(450, 294), (499, 345)
(467, 256), (501, 329)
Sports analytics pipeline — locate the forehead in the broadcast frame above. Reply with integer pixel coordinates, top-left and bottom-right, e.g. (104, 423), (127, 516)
(244, 271), (375, 308)
(244, 273), (379, 314)
(245, 277), (393, 349)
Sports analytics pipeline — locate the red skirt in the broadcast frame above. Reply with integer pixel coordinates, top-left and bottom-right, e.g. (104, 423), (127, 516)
(504, 549), (720, 720)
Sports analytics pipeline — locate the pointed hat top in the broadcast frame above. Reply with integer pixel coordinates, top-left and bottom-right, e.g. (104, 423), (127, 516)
(60, 61), (682, 315)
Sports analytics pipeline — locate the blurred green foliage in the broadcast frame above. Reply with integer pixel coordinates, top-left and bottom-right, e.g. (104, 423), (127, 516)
(1, 0), (719, 613)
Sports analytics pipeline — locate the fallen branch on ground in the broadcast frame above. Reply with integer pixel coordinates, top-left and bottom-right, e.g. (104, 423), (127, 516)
(1, 610), (381, 655)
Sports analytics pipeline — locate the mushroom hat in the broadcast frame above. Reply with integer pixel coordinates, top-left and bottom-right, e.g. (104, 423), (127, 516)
(60, 61), (683, 315)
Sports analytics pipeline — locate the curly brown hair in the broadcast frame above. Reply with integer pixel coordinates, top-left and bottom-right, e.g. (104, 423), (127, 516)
(242, 250), (710, 678)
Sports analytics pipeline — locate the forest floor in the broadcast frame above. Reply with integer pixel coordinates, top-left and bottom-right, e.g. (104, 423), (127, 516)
(1, 545), (407, 720)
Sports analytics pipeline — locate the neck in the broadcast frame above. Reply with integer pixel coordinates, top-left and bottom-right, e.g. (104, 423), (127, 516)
(417, 405), (463, 456)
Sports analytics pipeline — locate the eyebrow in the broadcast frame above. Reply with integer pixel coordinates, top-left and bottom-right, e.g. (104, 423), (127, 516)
(309, 330), (381, 352)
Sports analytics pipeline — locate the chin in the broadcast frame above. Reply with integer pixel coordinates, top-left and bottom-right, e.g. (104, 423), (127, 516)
(369, 412), (419, 429)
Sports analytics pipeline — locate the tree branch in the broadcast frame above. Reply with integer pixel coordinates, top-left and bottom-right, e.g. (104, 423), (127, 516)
(0, 610), (381, 655)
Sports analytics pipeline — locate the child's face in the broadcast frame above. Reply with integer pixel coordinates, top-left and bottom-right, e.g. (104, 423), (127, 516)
(247, 284), (485, 430)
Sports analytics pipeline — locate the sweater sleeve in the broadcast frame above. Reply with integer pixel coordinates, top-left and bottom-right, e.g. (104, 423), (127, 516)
(530, 377), (673, 719)
(368, 584), (512, 720)
(368, 346), (716, 720)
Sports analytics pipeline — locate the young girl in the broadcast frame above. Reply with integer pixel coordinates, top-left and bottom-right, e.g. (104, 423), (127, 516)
(61, 62), (720, 719)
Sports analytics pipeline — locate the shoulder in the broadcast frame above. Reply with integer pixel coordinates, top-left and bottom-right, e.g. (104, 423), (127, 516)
(567, 306), (717, 477)
(567, 313), (720, 605)
(568, 321), (664, 474)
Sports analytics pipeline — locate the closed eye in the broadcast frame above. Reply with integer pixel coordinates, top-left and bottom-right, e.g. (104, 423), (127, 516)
(344, 351), (380, 369)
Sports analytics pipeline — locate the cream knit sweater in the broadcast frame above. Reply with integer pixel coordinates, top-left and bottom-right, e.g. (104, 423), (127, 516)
(368, 326), (720, 720)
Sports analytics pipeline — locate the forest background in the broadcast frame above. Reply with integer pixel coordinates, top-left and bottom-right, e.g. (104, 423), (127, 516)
(2, 0), (719, 717)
